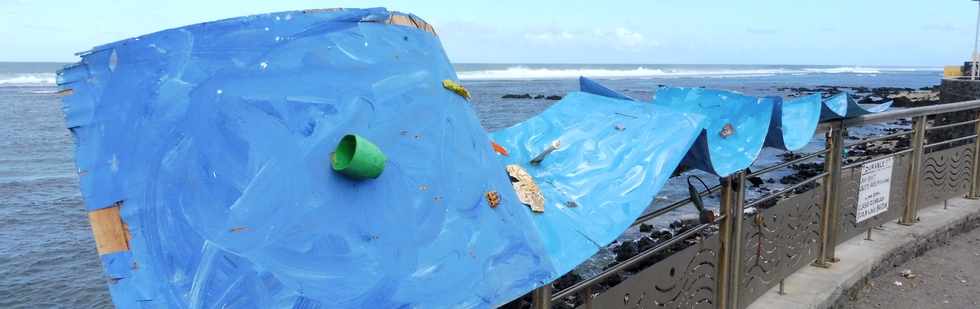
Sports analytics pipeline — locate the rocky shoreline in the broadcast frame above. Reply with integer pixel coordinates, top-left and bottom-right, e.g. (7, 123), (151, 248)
(499, 85), (942, 108)
(778, 84), (940, 107)
(501, 93), (564, 100)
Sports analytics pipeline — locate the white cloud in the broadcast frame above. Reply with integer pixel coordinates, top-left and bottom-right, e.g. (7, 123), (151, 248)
(523, 31), (575, 41)
(614, 27), (646, 47)
(523, 27), (657, 50)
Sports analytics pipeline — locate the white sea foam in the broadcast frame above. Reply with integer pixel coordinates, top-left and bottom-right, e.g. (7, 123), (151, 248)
(457, 66), (793, 80)
(0, 73), (57, 85)
(802, 67), (882, 74)
(456, 66), (942, 80)
(0, 66), (942, 84)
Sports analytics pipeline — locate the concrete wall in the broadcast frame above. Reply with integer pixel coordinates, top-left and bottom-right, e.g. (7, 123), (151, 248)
(940, 78), (980, 103)
(929, 78), (980, 149)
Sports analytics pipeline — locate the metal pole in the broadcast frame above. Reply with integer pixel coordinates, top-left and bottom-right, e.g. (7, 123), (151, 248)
(901, 116), (927, 225)
(531, 284), (552, 309)
(825, 125), (843, 262)
(814, 123), (842, 267)
(968, 110), (980, 199)
(728, 171), (747, 309)
(717, 175), (735, 309)
(973, 0), (980, 80)
(578, 286), (593, 309)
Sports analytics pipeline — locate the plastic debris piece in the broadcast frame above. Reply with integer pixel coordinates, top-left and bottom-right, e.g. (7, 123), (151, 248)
(893, 281), (903, 287)
(505, 165), (545, 213)
(485, 191), (501, 208)
(442, 79), (471, 100)
(331, 134), (387, 180)
(228, 227), (251, 233)
(614, 124), (626, 131)
(529, 140), (560, 166)
(900, 269), (917, 279)
(720, 123), (735, 138)
(491, 141), (509, 156)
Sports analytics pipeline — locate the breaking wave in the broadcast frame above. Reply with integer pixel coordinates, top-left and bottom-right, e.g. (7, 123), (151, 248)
(0, 73), (57, 86)
(456, 66), (942, 80)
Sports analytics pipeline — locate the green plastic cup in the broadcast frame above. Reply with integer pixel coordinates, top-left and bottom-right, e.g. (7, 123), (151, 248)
(331, 134), (387, 180)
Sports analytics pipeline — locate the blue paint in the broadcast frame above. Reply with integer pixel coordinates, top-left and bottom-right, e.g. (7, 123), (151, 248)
(60, 8), (555, 308)
(489, 92), (705, 275)
(821, 92), (893, 120)
(58, 8), (895, 308)
(578, 76), (635, 101)
(653, 86), (775, 176)
(764, 94), (823, 151)
(100, 252), (133, 280)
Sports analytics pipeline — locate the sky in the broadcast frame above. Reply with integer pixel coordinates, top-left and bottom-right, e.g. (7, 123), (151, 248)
(1, 0), (978, 66)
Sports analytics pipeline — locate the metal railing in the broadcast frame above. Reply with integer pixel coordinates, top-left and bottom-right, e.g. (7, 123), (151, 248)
(525, 99), (980, 309)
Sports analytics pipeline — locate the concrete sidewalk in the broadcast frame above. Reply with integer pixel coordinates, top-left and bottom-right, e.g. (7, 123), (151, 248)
(746, 198), (980, 309)
(845, 222), (980, 308)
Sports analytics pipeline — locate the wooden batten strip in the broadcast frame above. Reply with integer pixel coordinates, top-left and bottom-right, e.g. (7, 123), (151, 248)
(88, 202), (131, 255)
(386, 14), (438, 36)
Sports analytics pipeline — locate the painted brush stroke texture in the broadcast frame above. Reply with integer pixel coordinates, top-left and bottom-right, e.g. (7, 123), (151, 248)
(59, 8), (891, 308)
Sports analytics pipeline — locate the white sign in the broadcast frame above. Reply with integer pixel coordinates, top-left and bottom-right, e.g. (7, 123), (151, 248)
(856, 157), (894, 223)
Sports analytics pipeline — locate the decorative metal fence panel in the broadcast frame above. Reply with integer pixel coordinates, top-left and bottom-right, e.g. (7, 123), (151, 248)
(544, 102), (980, 309)
(836, 152), (911, 243)
(737, 187), (822, 309)
(580, 234), (720, 309)
(919, 144), (974, 206)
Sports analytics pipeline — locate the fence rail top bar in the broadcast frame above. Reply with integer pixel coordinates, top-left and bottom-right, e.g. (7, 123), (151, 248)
(814, 99), (980, 129)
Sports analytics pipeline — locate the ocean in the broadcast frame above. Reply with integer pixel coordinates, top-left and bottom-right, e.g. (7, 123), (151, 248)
(0, 62), (942, 308)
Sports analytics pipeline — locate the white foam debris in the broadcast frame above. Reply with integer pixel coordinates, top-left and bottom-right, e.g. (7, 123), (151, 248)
(109, 49), (118, 72)
(259, 62), (268, 70)
(109, 154), (119, 172)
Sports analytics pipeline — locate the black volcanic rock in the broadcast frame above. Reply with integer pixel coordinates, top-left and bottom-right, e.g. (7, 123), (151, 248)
(639, 223), (654, 233)
(502, 93), (532, 99)
(891, 96), (914, 107)
(613, 241), (639, 262)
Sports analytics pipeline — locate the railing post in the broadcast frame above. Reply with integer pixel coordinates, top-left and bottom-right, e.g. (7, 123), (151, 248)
(578, 286), (593, 309)
(901, 116), (927, 225)
(531, 284), (552, 309)
(717, 171), (746, 309)
(717, 175), (735, 309)
(969, 110), (980, 199)
(729, 171), (746, 309)
(815, 122), (843, 267)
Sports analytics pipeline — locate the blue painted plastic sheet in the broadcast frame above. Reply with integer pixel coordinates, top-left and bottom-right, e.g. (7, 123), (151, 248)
(489, 92), (705, 275)
(60, 8), (558, 308)
(58, 8), (899, 308)
(578, 76), (636, 101)
(763, 94), (823, 151)
(820, 92), (892, 120)
(652, 86), (774, 176)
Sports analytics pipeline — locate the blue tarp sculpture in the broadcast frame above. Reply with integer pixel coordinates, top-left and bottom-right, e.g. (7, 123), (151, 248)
(820, 92), (893, 120)
(58, 8), (890, 308)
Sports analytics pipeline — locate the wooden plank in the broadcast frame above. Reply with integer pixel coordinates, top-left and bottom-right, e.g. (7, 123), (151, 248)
(387, 13), (437, 36)
(88, 203), (131, 255)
